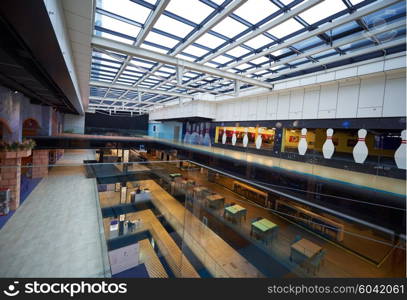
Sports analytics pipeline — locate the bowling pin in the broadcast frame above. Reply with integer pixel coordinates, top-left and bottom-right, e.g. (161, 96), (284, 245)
(353, 129), (368, 164)
(203, 122), (211, 147)
(243, 128), (249, 148)
(322, 128), (335, 159)
(183, 122), (190, 144)
(255, 128), (263, 149)
(232, 128), (237, 146)
(394, 129), (406, 169)
(222, 127), (227, 144)
(298, 128), (308, 155)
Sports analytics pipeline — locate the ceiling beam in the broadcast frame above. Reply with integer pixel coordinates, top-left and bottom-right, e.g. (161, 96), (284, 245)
(226, 0), (402, 69)
(89, 80), (194, 98)
(201, 0), (323, 64)
(92, 36), (274, 89)
(103, 0), (169, 98)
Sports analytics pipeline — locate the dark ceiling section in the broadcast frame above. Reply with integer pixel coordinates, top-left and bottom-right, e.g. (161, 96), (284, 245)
(0, 0), (81, 114)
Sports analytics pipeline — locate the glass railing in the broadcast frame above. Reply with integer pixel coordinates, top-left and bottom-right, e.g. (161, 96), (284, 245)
(0, 151), (405, 278)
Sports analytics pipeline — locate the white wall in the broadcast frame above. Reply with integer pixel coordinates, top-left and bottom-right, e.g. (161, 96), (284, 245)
(149, 100), (216, 121)
(149, 52), (406, 122)
(215, 71), (405, 121)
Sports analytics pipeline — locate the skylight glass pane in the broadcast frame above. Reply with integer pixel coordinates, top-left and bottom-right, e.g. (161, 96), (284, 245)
(234, 0), (279, 25)
(244, 34), (272, 49)
(211, 55), (231, 64)
(165, 0), (214, 24)
(249, 56), (269, 65)
(154, 15), (194, 38)
(99, 0), (151, 24)
(183, 45), (209, 57)
(267, 19), (303, 39)
(212, 17), (247, 38)
(144, 31), (179, 48)
(298, 0), (347, 24)
(195, 33), (225, 48)
(225, 46), (250, 57)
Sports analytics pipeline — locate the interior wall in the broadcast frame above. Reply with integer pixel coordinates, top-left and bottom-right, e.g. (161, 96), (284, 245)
(148, 121), (182, 142)
(215, 72), (406, 122)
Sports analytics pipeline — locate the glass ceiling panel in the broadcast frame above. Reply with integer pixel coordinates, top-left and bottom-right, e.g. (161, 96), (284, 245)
(244, 34), (273, 49)
(91, 0), (406, 111)
(144, 31), (179, 48)
(182, 45), (209, 57)
(298, 0), (347, 24)
(195, 33), (226, 48)
(267, 19), (304, 39)
(212, 17), (248, 38)
(165, 0), (214, 24)
(154, 15), (194, 39)
(98, 0), (151, 24)
(225, 46), (250, 57)
(233, 0), (279, 25)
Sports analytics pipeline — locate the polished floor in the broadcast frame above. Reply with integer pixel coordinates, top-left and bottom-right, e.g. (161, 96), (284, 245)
(0, 150), (109, 277)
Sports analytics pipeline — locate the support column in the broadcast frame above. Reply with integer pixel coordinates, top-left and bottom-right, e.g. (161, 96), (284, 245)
(32, 150), (49, 178)
(0, 157), (21, 210)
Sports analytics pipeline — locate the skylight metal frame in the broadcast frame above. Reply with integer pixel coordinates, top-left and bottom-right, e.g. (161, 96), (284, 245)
(89, 0), (406, 113)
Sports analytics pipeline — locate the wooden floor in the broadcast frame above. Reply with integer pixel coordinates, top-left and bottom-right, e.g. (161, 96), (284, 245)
(139, 239), (168, 278)
(131, 180), (263, 278)
(104, 209), (199, 278)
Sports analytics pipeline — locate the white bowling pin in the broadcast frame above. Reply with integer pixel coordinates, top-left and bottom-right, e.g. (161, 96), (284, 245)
(255, 128), (263, 149)
(322, 128), (335, 159)
(231, 128), (237, 146)
(203, 123), (211, 147)
(242, 128), (249, 148)
(298, 128), (308, 155)
(353, 129), (368, 164)
(222, 127), (227, 144)
(183, 122), (190, 144)
(394, 129), (406, 169)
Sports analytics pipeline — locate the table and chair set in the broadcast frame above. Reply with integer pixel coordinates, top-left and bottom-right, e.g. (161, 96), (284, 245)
(290, 235), (326, 275)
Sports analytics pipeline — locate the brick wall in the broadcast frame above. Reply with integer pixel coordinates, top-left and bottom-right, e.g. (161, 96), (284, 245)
(32, 150), (49, 178)
(0, 158), (21, 210)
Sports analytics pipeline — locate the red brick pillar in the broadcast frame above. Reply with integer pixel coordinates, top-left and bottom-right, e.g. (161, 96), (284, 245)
(0, 157), (21, 210)
(32, 150), (49, 178)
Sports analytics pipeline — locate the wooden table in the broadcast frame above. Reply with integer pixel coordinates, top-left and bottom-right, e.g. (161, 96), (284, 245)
(290, 238), (322, 263)
(206, 194), (225, 209)
(251, 218), (278, 244)
(224, 204), (247, 223)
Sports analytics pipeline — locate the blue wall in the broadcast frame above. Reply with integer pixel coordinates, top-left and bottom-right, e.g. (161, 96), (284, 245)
(148, 121), (182, 142)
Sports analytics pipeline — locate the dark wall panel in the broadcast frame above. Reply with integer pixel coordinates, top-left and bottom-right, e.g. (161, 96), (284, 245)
(85, 112), (148, 134)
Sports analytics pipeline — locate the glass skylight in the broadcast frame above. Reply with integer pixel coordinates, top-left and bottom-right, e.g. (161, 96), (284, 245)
(267, 19), (304, 39)
(91, 0), (406, 112)
(233, 0), (279, 25)
(165, 0), (214, 24)
(154, 15), (194, 38)
(212, 17), (248, 38)
(298, 0), (347, 24)
(99, 0), (151, 24)
(244, 34), (273, 49)
(195, 33), (226, 48)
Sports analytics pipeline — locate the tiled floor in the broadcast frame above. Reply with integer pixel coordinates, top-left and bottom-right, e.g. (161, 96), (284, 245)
(0, 150), (109, 277)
